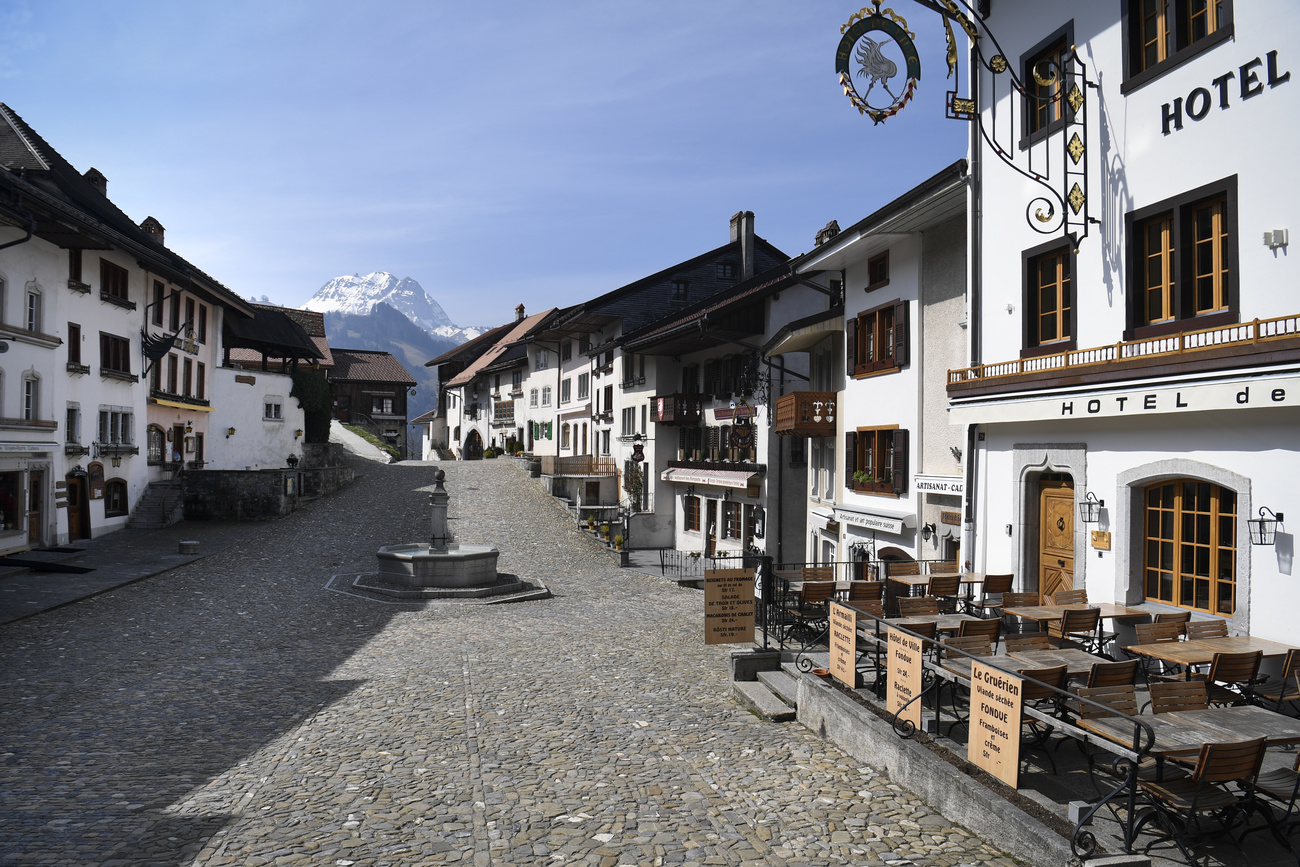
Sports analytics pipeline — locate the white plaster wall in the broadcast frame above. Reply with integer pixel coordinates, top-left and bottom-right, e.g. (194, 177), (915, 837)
(205, 367), (305, 470)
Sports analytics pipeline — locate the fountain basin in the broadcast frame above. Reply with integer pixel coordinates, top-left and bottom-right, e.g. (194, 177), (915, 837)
(377, 542), (501, 588)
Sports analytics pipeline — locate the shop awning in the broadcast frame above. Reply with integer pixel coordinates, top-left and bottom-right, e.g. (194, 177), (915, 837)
(833, 504), (915, 534)
(763, 309), (844, 357)
(660, 468), (759, 490)
(150, 398), (215, 412)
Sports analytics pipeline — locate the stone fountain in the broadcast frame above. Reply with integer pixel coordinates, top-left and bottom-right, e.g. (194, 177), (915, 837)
(363, 468), (537, 599)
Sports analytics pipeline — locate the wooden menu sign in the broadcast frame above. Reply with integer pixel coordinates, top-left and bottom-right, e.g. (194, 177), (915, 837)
(967, 660), (1023, 787)
(703, 569), (755, 645)
(886, 627), (923, 728)
(829, 603), (856, 686)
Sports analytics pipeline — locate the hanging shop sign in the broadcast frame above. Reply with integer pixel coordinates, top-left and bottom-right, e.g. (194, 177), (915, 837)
(834, 505), (907, 534)
(835, 2), (921, 124)
(914, 474), (964, 495)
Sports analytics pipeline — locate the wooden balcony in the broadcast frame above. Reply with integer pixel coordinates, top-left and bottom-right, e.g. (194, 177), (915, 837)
(773, 391), (837, 436)
(540, 455), (617, 476)
(947, 313), (1300, 398)
(654, 393), (704, 426)
(492, 400), (515, 426)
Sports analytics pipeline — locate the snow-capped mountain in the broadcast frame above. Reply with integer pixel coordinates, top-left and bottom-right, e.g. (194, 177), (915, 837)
(303, 272), (486, 342)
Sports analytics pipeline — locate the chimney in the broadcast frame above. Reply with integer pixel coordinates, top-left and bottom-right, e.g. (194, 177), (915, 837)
(730, 210), (756, 279)
(515, 303), (526, 322)
(140, 216), (165, 244)
(84, 167), (107, 196)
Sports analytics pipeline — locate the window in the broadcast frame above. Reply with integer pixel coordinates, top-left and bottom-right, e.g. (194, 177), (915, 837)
(197, 304), (207, 343)
(561, 423), (571, 449)
(539, 386), (550, 406)
(166, 355), (178, 393)
(1024, 245), (1073, 351)
(372, 396), (393, 414)
(560, 378), (571, 403)
(671, 281), (688, 304)
(866, 251), (889, 291)
(152, 281), (164, 326)
(810, 440), (822, 499)
(98, 408), (133, 444)
(147, 424), (165, 462)
(1025, 33), (1070, 137)
(684, 495), (701, 532)
(67, 323), (81, 366)
(848, 300), (909, 376)
(66, 404), (81, 444)
(535, 349), (549, 370)
(846, 427), (908, 495)
(578, 337), (590, 354)
(575, 373), (588, 400)
(182, 358), (193, 397)
(511, 370), (522, 393)
(185, 298), (195, 331)
(100, 259), (129, 305)
(196, 362), (206, 400)
(1144, 479), (1236, 616)
(1127, 178), (1237, 336)
(150, 357), (161, 392)
(99, 332), (133, 376)
(717, 263), (735, 280)
(621, 407), (636, 436)
(601, 429), (610, 455)
(1127, 0), (1232, 87)
(104, 480), (127, 518)
(22, 375), (38, 421)
(561, 341), (573, 362)
(265, 397), (283, 419)
(603, 384), (613, 415)
(24, 287), (41, 333)
(529, 388), (538, 407)
(169, 291), (180, 330)
(69, 249), (82, 284)
(722, 501), (742, 540)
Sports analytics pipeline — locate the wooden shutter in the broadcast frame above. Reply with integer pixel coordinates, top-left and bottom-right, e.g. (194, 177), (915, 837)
(893, 300), (909, 367)
(892, 428), (909, 495)
(844, 431), (857, 489)
(846, 317), (858, 377)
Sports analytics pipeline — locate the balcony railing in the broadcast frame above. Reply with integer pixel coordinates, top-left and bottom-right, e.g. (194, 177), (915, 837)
(948, 313), (1300, 394)
(653, 393), (703, 426)
(773, 391), (837, 436)
(540, 455), (618, 476)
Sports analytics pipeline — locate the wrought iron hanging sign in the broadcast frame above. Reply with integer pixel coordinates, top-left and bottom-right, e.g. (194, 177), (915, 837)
(835, 3), (922, 124)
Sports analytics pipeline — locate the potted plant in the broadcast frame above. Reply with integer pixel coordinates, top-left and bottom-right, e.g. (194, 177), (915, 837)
(600, 523), (610, 538)
(852, 469), (874, 486)
(586, 515), (596, 531)
(613, 534), (624, 550)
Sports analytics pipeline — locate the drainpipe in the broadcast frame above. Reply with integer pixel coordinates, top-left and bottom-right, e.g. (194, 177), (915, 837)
(962, 39), (982, 570)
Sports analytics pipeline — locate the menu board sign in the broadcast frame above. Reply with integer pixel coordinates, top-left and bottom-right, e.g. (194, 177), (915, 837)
(829, 603), (856, 686)
(886, 627), (923, 728)
(703, 569), (755, 645)
(968, 661), (1023, 787)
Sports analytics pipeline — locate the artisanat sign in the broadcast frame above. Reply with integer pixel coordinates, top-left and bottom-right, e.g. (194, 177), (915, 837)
(914, 474), (964, 495)
(887, 626), (923, 728)
(950, 374), (1300, 425)
(834, 506), (905, 534)
(703, 569), (755, 645)
(829, 603), (857, 686)
(1162, 50), (1289, 135)
(968, 661), (1022, 788)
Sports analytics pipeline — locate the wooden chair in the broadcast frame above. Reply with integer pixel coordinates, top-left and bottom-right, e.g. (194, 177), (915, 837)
(1130, 620), (1186, 682)
(926, 574), (966, 614)
(999, 591), (1041, 635)
(1050, 588), (1088, 605)
(1194, 650), (1263, 706)
(1075, 684), (1191, 791)
(1080, 658), (1140, 689)
(1242, 751), (1300, 857)
(783, 581), (836, 644)
(1005, 633), (1052, 652)
(897, 596), (941, 618)
(1185, 619), (1229, 641)
(970, 573), (1014, 618)
(887, 561), (921, 577)
(1251, 649), (1300, 714)
(926, 560), (959, 574)
(941, 634), (994, 659)
(853, 599), (885, 618)
(801, 564), (835, 582)
(1154, 610), (1191, 637)
(1135, 737), (1268, 866)
(1048, 607), (1102, 653)
(957, 616), (1001, 651)
(845, 580), (884, 603)
(1148, 680), (1209, 714)
(1017, 664), (1069, 776)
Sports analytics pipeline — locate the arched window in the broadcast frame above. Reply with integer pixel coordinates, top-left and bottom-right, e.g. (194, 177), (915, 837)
(561, 423), (571, 449)
(147, 425), (166, 463)
(1144, 479), (1237, 616)
(104, 479), (128, 517)
(21, 371), (39, 421)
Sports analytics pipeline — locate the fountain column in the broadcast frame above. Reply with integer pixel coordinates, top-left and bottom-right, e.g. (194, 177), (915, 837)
(429, 469), (450, 552)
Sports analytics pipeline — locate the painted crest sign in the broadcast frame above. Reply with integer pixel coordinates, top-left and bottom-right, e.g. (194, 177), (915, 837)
(836, 3), (922, 124)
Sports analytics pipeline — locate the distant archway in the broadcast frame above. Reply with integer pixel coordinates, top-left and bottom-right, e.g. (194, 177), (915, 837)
(463, 429), (484, 460)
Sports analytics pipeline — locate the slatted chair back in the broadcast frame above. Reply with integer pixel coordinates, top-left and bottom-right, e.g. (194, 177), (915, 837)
(927, 574), (961, 597)
(1005, 634), (1052, 652)
(897, 596), (941, 617)
(799, 581), (837, 609)
(853, 599), (885, 619)
(957, 617), (1001, 646)
(1149, 680), (1209, 714)
(1134, 620), (1184, 645)
(1085, 658), (1140, 688)
(846, 581), (885, 602)
(1001, 591), (1039, 608)
(887, 561), (921, 577)
(982, 573), (1015, 595)
(1049, 606), (1101, 646)
(1018, 664), (1068, 704)
(1204, 650), (1263, 704)
(1185, 619), (1229, 640)
(942, 634), (993, 659)
(1191, 736), (1267, 786)
(1154, 610), (1192, 636)
(1050, 588), (1088, 605)
(802, 565), (835, 582)
(927, 560), (959, 574)
(970, 573), (1015, 617)
(906, 620), (938, 640)
(1076, 684), (1139, 720)
(1252, 650), (1300, 711)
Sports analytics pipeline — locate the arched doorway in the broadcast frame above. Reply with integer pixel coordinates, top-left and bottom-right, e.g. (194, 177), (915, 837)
(464, 429), (484, 460)
(1036, 473), (1075, 602)
(65, 469), (91, 540)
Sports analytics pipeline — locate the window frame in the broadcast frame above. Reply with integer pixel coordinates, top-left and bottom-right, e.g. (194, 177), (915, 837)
(1125, 176), (1239, 339)
(847, 299), (909, 377)
(560, 377), (572, 404)
(722, 501), (742, 540)
(683, 495), (701, 533)
(1122, 0), (1234, 93)
(99, 332), (134, 378)
(1020, 23), (1075, 146)
(24, 286), (41, 333)
(1143, 478), (1237, 616)
(104, 479), (128, 518)
(865, 251), (890, 292)
(541, 385), (551, 406)
(1022, 240), (1076, 356)
(99, 259), (133, 308)
(671, 280), (688, 304)
(845, 425), (908, 496)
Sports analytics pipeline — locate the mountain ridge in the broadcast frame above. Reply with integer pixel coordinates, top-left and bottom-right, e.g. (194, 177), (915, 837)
(304, 271), (487, 342)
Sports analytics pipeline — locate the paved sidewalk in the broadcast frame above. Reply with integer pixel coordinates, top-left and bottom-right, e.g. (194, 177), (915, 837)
(0, 459), (1017, 867)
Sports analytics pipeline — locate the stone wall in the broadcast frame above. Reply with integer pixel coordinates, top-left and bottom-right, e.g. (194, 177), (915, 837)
(182, 456), (355, 521)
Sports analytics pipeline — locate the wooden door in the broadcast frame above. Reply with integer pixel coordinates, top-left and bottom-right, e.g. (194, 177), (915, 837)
(1038, 478), (1075, 601)
(705, 499), (717, 557)
(66, 476), (90, 540)
(27, 471), (42, 544)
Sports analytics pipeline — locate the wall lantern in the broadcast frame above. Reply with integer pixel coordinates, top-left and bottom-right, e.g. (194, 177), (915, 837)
(1248, 506), (1285, 546)
(922, 522), (937, 542)
(185, 421), (193, 434)
(226, 427), (236, 438)
(1078, 491), (1104, 524)
(294, 429), (303, 440)
(110, 454), (121, 468)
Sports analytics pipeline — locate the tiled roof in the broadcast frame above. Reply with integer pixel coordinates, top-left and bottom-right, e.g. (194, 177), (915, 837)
(329, 348), (417, 385)
(445, 309), (555, 388)
(410, 409), (439, 424)
(425, 321), (514, 367)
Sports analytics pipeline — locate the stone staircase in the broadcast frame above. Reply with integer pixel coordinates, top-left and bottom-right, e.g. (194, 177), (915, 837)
(127, 480), (185, 529)
(731, 663), (806, 722)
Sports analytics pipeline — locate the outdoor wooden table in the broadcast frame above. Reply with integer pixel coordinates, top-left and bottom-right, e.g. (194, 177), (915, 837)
(927, 571), (989, 586)
(1000, 602), (1149, 625)
(887, 613), (981, 634)
(939, 652), (1024, 680)
(1007, 647), (1111, 679)
(1120, 634), (1298, 673)
(1079, 704), (1300, 757)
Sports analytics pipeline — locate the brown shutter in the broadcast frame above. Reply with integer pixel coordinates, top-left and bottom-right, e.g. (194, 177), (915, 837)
(892, 428), (909, 495)
(846, 317), (858, 377)
(893, 300), (909, 367)
(844, 431), (857, 489)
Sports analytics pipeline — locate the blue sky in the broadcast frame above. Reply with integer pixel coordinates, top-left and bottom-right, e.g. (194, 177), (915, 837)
(2, 1), (965, 329)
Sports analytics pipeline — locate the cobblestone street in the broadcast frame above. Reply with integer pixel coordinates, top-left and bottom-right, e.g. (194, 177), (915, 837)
(0, 460), (1018, 867)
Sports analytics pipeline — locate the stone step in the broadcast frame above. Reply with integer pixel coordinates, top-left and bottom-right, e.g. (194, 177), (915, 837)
(732, 681), (795, 722)
(756, 670), (799, 706)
